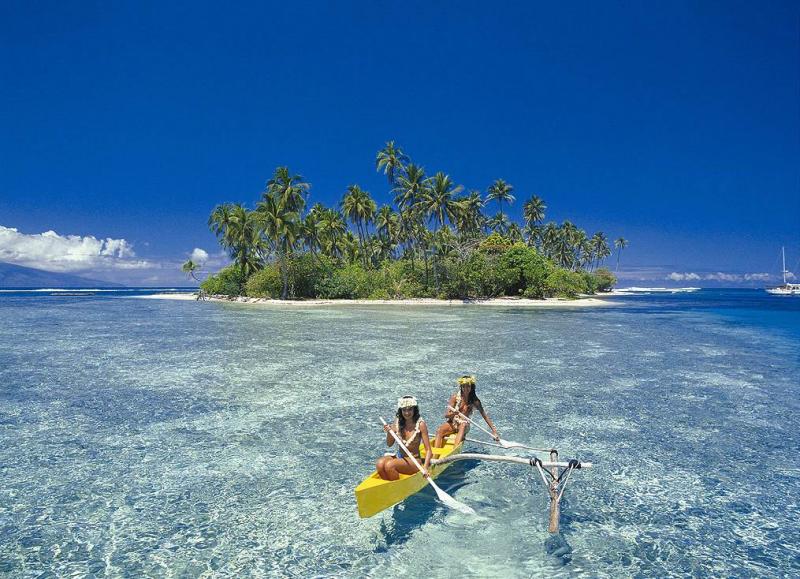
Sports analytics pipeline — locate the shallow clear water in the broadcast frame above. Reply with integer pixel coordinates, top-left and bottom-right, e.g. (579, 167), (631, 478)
(1, 290), (799, 577)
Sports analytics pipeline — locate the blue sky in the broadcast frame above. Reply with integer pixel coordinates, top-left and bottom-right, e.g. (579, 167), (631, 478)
(1, 1), (798, 285)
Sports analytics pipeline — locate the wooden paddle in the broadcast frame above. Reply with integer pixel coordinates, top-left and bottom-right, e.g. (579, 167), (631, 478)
(448, 406), (552, 452)
(380, 417), (475, 515)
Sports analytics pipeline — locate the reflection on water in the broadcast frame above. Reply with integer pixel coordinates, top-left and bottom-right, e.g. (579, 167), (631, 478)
(0, 290), (798, 577)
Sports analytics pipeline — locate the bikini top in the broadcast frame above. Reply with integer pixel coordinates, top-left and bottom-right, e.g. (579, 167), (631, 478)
(451, 390), (473, 424)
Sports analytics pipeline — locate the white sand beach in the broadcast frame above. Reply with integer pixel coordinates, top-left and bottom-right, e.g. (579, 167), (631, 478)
(139, 293), (617, 307)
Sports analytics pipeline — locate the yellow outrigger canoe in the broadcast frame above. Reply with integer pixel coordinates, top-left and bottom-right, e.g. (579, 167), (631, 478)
(354, 435), (463, 518)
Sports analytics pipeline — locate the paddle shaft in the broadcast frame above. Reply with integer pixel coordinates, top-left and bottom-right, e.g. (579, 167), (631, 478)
(380, 417), (429, 477)
(450, 406), (554, 453)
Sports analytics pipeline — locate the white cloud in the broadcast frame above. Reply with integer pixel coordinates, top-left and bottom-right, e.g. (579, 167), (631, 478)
(744, 273), (771, 282)
(704, 272), (741, 282)
(787, 271), (796, 280)
(189, 248), (209, 264)
(0, 226), (151, 272)
(667, 272), (701, 281)
(666, 271), (779, 284)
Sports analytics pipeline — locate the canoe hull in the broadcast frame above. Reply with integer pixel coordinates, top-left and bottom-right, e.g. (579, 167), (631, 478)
(355, 437), (463, 518)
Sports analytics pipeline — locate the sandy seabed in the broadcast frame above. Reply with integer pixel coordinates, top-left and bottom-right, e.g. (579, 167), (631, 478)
(138, 293), (617, 307)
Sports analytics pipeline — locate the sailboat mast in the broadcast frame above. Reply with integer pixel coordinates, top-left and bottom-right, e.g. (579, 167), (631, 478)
(783, 246), (787, 285)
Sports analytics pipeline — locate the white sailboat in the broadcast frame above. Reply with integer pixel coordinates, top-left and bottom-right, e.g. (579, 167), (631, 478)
(766, 247), (800, 295)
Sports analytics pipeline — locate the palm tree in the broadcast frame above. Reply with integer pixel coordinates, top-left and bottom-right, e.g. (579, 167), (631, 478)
(486, 179), (515, 223)
(266, 167), (310, 214)
(208, 203), (264, 279)
(507, 222), (524, 243)
(614, 237), (629, 271)
(375, 205), (399, 258)
(208, 203), (234, 244)
(256, 194), (299, 299)
(569, 225), (588, 271)
(341, 185), (377, 267)
(393, 164), (428, 261)
(375, 205), (395, 240)
(342, 231), (360, 265)
(590, 232), (610, 271)
(522, 195), (546, 248)
(522, 195), (546, 225)
(487, 212), (510, 234)
(319, 208), (347, 259)
(393, 164), (427, 211)
(300, 210), (323, 262)
(375, 141), (409, 185)
(181, 260), (200, 282)
(418, 172), (463, 230)
(453, 191), (485, 238)
(554, 227), (574, 270)
(540, 222), (559, 260)
(580, 237), (594, 270)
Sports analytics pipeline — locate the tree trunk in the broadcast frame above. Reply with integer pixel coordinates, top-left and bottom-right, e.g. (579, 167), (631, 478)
(281, 251), (289, 299)
(423, 250), (429, 291)
(357, 221), (366, 268)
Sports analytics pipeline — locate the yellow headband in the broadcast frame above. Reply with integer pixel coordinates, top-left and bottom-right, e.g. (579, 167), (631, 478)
(458, 375), (476, 386)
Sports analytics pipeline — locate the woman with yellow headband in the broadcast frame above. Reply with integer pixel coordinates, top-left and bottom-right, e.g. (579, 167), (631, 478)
(375, 395), (433, 481)
(434, 375), (499, 449)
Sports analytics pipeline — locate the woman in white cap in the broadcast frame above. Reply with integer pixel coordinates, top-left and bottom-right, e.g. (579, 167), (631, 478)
(375, 395), (433, 481)
(434, 375), (499, 450)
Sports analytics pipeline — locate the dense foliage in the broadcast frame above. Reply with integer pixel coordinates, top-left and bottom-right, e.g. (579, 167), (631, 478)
(201, 142), (625, 300)
(200, 265), (247, 297)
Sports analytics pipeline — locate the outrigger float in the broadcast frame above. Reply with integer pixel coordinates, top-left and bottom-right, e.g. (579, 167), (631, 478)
(355, 411), (592, 533)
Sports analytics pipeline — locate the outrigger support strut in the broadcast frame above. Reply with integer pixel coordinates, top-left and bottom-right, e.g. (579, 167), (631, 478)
(431, 449), (591, 534)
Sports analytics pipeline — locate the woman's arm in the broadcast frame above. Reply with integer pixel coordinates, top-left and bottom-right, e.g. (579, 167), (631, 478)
(477, 401), (500, 441)
(444, 394), (457, 419)
(420, 421), (433, 474)
(383, 419), (397, 447)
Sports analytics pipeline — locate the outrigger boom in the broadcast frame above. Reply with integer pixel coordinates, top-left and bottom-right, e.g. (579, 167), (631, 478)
(433, 453), (593, 470)
(432, 449), (591, 533)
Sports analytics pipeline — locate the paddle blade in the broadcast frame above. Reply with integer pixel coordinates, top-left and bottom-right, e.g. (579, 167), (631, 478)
(429, 480), (476, 515)
(500, 439), (522, 449)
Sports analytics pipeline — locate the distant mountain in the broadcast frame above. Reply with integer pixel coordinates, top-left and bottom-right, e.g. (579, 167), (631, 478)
(0, 262), (123, 288)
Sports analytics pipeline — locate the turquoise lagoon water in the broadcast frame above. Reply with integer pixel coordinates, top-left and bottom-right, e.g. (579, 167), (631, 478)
(1, 289), (799, 577)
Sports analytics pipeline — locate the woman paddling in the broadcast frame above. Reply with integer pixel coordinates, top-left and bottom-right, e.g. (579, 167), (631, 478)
(434, 375), (499, 449)
(376, 396), (433, 481)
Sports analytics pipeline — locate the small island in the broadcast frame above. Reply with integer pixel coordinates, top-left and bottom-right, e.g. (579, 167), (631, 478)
(189, 142), (628, 303)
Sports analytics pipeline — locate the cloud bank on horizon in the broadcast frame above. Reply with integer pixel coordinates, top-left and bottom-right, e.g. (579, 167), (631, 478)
(666, 271), (787, 283)
(0, 225), (223, 285)
(0, 226), (151, 272)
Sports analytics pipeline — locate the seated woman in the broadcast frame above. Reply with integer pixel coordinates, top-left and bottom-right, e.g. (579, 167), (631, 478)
(434, 375), (499, 449)
(376, 396), (433, 481)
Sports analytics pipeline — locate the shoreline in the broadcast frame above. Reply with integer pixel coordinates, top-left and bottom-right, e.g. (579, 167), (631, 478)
(137, 293), (619, 307)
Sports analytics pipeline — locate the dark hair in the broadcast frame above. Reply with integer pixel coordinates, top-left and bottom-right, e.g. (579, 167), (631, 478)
(460, 382), (479, 405)
(396, 405), (420, 429)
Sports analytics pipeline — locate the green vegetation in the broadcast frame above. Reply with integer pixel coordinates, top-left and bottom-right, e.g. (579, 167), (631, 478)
(200, 265), (247, 297)
(181, 259), (200, 281)
(202, 142), (623, 300)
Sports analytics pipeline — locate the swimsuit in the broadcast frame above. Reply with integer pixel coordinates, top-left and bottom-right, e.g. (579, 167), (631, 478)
(449, 391), (472, 427)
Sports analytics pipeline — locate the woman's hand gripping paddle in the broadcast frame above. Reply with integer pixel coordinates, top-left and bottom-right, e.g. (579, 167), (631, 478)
(380, 417), (475, 515)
